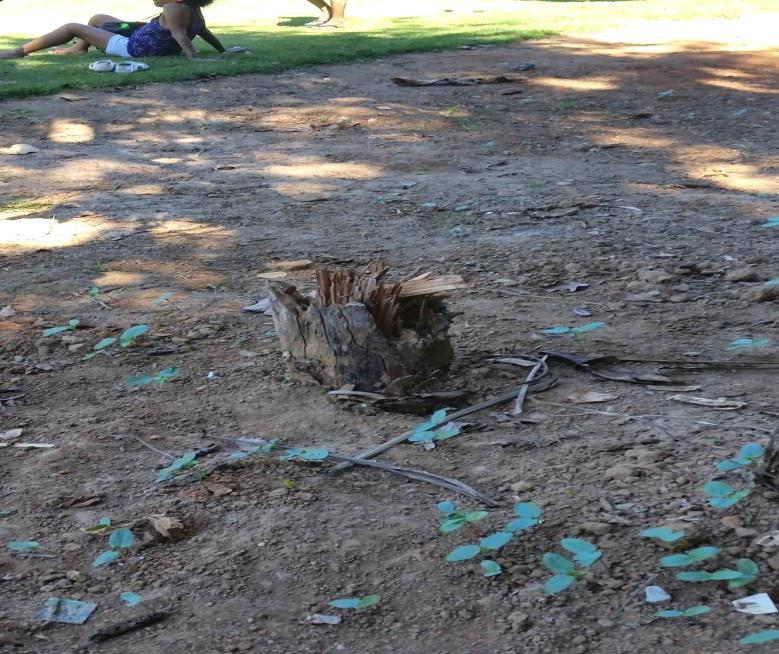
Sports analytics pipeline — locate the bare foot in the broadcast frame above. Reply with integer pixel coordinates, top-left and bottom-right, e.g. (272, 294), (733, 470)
(51, 45), (89, 55)
(0, 47), (25, 59)
(305, 12), (329, 27)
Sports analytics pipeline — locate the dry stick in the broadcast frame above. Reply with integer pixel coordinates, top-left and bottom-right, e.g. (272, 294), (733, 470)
(328, 373), (557, 474)
(234, 438), (498, 506)
(511, 356), (546, 416)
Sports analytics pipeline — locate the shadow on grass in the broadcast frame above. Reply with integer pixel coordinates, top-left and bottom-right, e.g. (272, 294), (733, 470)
(276, 16), (320, 27)
(0, 21), (554, 100)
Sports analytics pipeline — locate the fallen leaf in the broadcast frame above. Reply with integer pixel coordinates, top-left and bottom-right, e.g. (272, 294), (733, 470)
(0, 428), (23, 441)
(145, 514), (184, 538)
(57, 93), (85, 102)
(626, 292), (663, 302)
(0, 442), (55, 449)
(2, 143), (39, 155)
(733, 593), (778, 615)
(204, 482), (233, 497)
(243, 298), (273, 314)
(548, 281), (589, 293)
(568, 391), (619, 404)
(263, 259), (313, 272)
(754, 530), (779, 549)
(56, 495), (103, 509)
(305, 613), (341, 625)
(647, 384), (702, 392)
(257, 271), (288, 280)
(668, 395), (746, 410)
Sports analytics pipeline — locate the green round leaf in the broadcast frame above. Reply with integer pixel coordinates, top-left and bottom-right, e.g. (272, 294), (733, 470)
(737, 559), (759, 576)
(687, 546), (720, 562)
(683, 605), (711, 617)
(120, 591), (142, 606)
(439, 518), (465, 534)
(739, 630), (779, 645)
(463, 511), (489, 523)
(506, 517), (537, 532)
(675, 571), (712, 582)
(436, 500), (456, 515)
(570, 321), (605, 334)
(574, 551), (602, 567)
(739, 443), (764, 460)
(42, 325), (69, 337)
(299, 448), (329, 461)
(655, 610), (684, 618)
(430, 409), (447, 426)
(92, 550), (120, 567)
(544, 574), (575, 594)
(709, 497), (738, 509)
(328, 598), (361, 609)
(481, 560), (502, 577)
(408, 431), (435, 443)
(120, 324), (149, 346)
(640, 527), (684, 542)
(97, 517), (112, 527)
(514, 502), (542, 519)
(561, 538), (597, 555)
(446, 544), (481, 562)
(542, 552), (574, 575)
(155, 367), (179, 382)
(357, 595), (381, 609)
(108, 528), (135, 549)
(715, 459), (743, 472)
(709, 569), (742, 581)
(480, 532), (513, 551)
(127, 374), (154, 387)
(660, 554), (692, 568)
(703, 480), (732, 497)
(7, 540), (40, 552)
(542, 326), (571, 335)
(94, 337), (117, 351)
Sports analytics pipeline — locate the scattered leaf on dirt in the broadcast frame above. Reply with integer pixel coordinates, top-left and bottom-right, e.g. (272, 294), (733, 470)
(257, 271), (288, 279)
(568, 391), (619, 404)
(2, 143), (39, 155)
(56, 495), (103, 509)
(144, 514), (184, 539)
(0, 428), (23, 441)
(668, 395), (746, 410)
(732, 593), (778, 615)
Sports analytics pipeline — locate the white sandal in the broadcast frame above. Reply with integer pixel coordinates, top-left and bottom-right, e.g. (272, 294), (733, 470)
(89, 59), (115, 72)
(114, 61), (150, 74)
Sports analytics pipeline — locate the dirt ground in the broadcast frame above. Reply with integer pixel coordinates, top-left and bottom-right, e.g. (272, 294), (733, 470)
(1, 32), (778, 654)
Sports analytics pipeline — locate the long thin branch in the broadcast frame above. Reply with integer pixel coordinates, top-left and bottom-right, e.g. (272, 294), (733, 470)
(328, 372), (557, 474)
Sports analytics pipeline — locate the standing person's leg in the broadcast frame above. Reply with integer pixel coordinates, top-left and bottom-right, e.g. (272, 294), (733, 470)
(328, 0), (347, 26)
(305, 0), (331, 27)
(53, 14), (123, 55)
(0, 23), (113, 59)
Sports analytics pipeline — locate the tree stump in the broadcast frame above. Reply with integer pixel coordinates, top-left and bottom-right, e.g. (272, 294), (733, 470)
(267, 264), (467, 393)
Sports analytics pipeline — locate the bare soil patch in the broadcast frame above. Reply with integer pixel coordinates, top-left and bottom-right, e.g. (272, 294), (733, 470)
(1, 35), (778, 654)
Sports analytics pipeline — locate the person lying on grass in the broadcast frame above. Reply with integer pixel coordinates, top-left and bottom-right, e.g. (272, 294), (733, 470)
(0, 0), (227, 60)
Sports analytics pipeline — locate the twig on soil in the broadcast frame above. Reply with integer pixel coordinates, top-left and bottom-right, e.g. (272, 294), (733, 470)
(511, 356), (547, 416)
(233, 437), (499, 506)
(116, 434), (176, 462)
(89, 611), (170, 643)
(328, 372), (558, 474)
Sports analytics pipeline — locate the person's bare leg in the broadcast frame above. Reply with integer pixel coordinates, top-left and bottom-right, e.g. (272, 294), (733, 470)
(329, 0), (347, 25)
(305, 0), (330, 26)
(0, 23), (113, 59)
(316, 0), (346, 27)
(53, 14), (122, 54)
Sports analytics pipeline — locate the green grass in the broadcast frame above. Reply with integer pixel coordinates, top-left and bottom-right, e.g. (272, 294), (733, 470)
(0, 0), (776, 99)
(0, 17), (552, 99)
